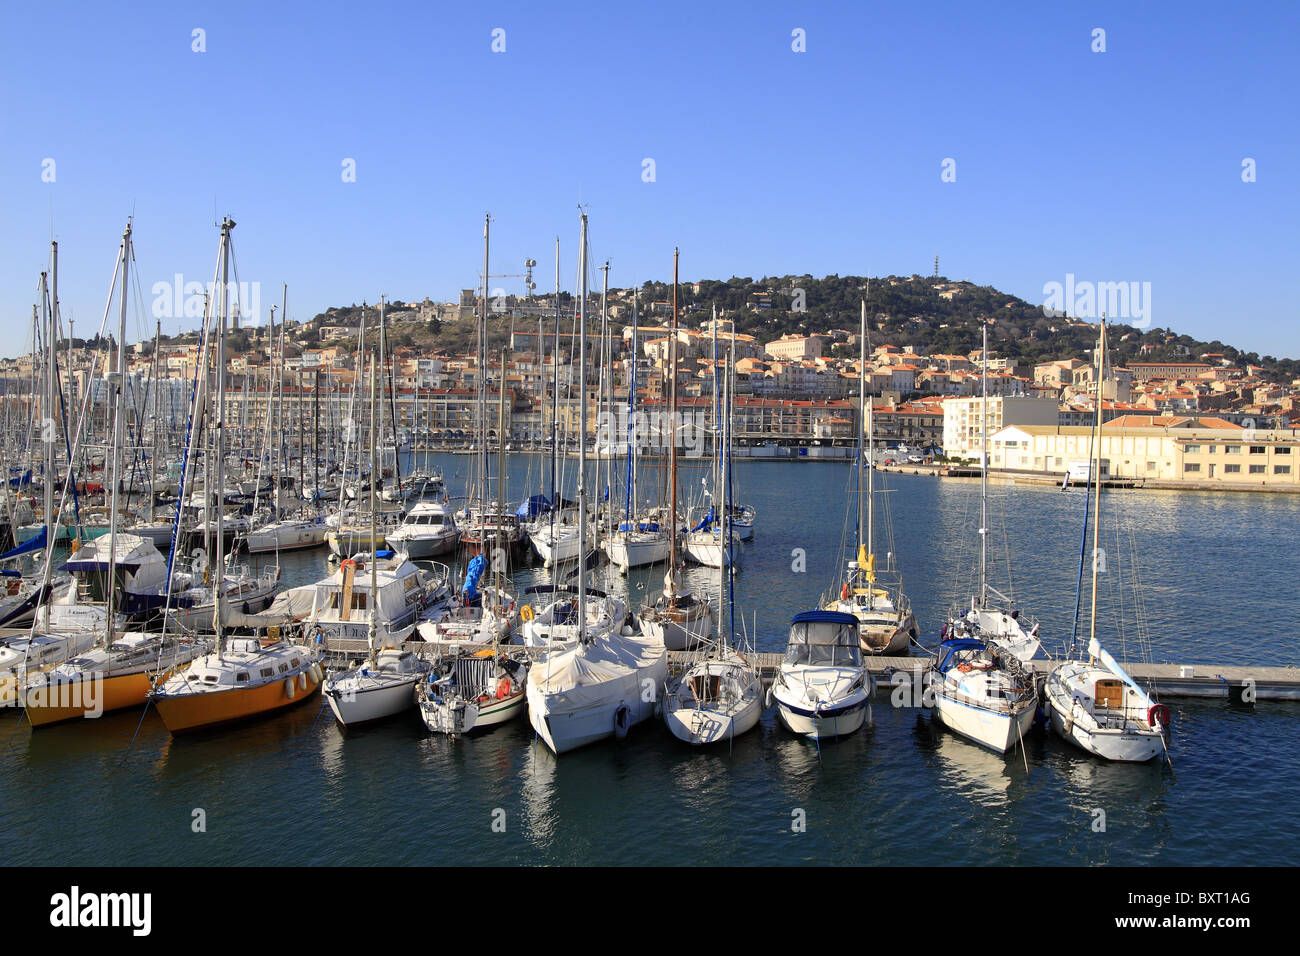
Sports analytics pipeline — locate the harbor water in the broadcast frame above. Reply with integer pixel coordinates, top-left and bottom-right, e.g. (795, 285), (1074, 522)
(3, 454), (1298, 866)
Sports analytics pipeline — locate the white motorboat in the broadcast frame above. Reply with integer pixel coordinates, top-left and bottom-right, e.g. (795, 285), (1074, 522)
(245, 514), (328, 553)
(771, 610), (872, 740)
(384, 500), (461, 558)
(603, 521), (671, 573)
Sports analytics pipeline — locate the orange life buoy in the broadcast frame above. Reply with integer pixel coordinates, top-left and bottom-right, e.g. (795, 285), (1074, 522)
(957, 663), (972, 673)
(496, 680), (510, 701)
(841, 583), (849, 601)
(1148, 704), (1171, 730)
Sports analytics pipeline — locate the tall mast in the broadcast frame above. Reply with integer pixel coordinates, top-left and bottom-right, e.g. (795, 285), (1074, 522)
(600, 260), (611, 534)
(150, 319), (161, 523)
(368, 352), (378, 659)
(213, 218), (233, 651)
(576, 213), (588, 636)
(979, 317), (989, 606)
(496, 348), (506, 591)
(667, 248), (679, 602)
(857, 299), (866, 555)
(104, 221), (131, 647)
(479, 214), (490, 526)
(1087, 316), (1107, 655)
(39, 269), (54, 629)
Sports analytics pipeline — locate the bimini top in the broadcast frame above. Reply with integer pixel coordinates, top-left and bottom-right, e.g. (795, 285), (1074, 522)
(791, 609), (859, 628)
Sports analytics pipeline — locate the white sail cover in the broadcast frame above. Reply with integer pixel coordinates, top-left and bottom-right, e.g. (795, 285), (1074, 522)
(530, 631), (666, 708)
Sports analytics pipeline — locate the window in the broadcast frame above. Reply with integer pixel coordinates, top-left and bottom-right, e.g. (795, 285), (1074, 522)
(1206, 445), (1217, 454)
(260, 668), (274, 678)
(1184, 462), (1200, 473)
(1250, 446), (1266, 455)
(1224, 463), (1241, 474)
(1225, 445), (1241, 454)
(1146, 461), (1156, 472)
(1185, 444), (1199, 453)
(1278, 446), (1292, 455)
(1249, 465), (1266, 475)
(236, 673), (249, 683)
(1275, 465), (1290, 475)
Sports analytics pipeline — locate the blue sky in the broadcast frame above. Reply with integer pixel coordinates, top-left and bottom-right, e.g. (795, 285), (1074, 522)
(2, 1), (1297, 358)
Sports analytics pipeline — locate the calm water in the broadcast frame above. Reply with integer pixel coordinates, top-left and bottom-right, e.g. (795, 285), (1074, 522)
(4, 453), (1298, 866)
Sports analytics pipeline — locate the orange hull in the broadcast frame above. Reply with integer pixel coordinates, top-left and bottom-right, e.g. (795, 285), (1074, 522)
(153, 671), (322, 734)
(24, 671), (158, 728)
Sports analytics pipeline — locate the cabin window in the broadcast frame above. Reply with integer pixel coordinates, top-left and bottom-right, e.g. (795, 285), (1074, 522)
(278, 664), (288, 673)
(260, 668), (274, 678)
(351, 593), (368, 610)
(236, 672), (249, 682)
(291, 658), (300, 667)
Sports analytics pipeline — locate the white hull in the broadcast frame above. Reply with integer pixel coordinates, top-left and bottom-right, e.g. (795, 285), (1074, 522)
(325, 673), (422, 725)
(526, 636), (667, 754)
(775, 699), (869, 740)
(604, 534), (670, 572)
(420, 689), (526, 734)
(1045, 690), (1165, 762)
(934, 690), (1036, 754)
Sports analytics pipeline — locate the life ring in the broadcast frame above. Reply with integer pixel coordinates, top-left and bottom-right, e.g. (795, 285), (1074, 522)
(1147, 704), (1171, 730)
(841, 583), (849, 601)
(957, 663), (972, 673)
(496, 680), (510, 701)
(520, 604), (535, 623)
(340, 559), (357, 572)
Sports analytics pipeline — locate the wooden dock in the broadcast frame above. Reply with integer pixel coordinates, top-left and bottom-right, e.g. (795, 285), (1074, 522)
(318, 638), (1300, 702)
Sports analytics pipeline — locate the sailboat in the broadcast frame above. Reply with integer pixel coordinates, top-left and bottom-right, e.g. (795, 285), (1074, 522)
(150, 219), (323, 734)
(638, 250), (713, 651)
(1043, 317), (1171, 762)
(942, 319), (1045, 665)
(823, 301), (915, 655)
(664, 349), (762, 745)
(928, 318), (1039, 753)
(526, 212), (668, 755)
(324, 354), (432, 726)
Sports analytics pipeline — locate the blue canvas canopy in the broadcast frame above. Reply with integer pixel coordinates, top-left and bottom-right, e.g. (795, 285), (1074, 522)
(516, 494), (552, 519)
(690, 508), (715, 533)
(0, 526), (45, 561)
(461, 553), (486, 601)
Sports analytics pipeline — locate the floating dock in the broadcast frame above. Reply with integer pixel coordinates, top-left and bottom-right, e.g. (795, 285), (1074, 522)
(318, 638), (1300, 702)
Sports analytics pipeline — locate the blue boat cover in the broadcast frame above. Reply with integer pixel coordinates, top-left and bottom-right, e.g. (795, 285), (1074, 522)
(0, 526), (46, 561)
(690, 508), (715, 533)
(461, 553), (486, 600)
(790, 609), (859, 627)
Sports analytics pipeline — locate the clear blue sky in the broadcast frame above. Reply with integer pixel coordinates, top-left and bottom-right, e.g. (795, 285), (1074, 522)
(2, 1), (1297, 358)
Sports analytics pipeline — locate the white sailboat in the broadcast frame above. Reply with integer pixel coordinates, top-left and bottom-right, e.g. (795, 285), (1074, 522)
(823, 301), (915, 655)
(638, 250), (713, 651)
(944, 318), (1045, 665)
(526, 213), (668, 755)
(665, 356), (761, 745)
(1044, 317), (1170, 763)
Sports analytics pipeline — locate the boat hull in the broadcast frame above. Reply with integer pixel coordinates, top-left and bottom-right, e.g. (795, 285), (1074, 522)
(775, 698), (869, 740)
(933, 690), (1036, 754)
(153, 670), (322, 734)
(324, 675), (421, 726)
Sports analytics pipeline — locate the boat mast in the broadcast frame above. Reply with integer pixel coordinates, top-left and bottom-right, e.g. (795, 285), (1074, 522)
(979, 317), (989, 607)
(478, 214), (490, 530)
(213, 218), (233, 652)
(1087, 316), (1107, 656)
(600, 260), (611, 537)
(496, 348), (506, 592)
(576, 212), (588, 637)
(368, 352), (378, 660)
(104, 221), (131, 648)
(667, 248), (679, 604)
(150, 319), (161, 525)
(39, 266), (55, 629)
